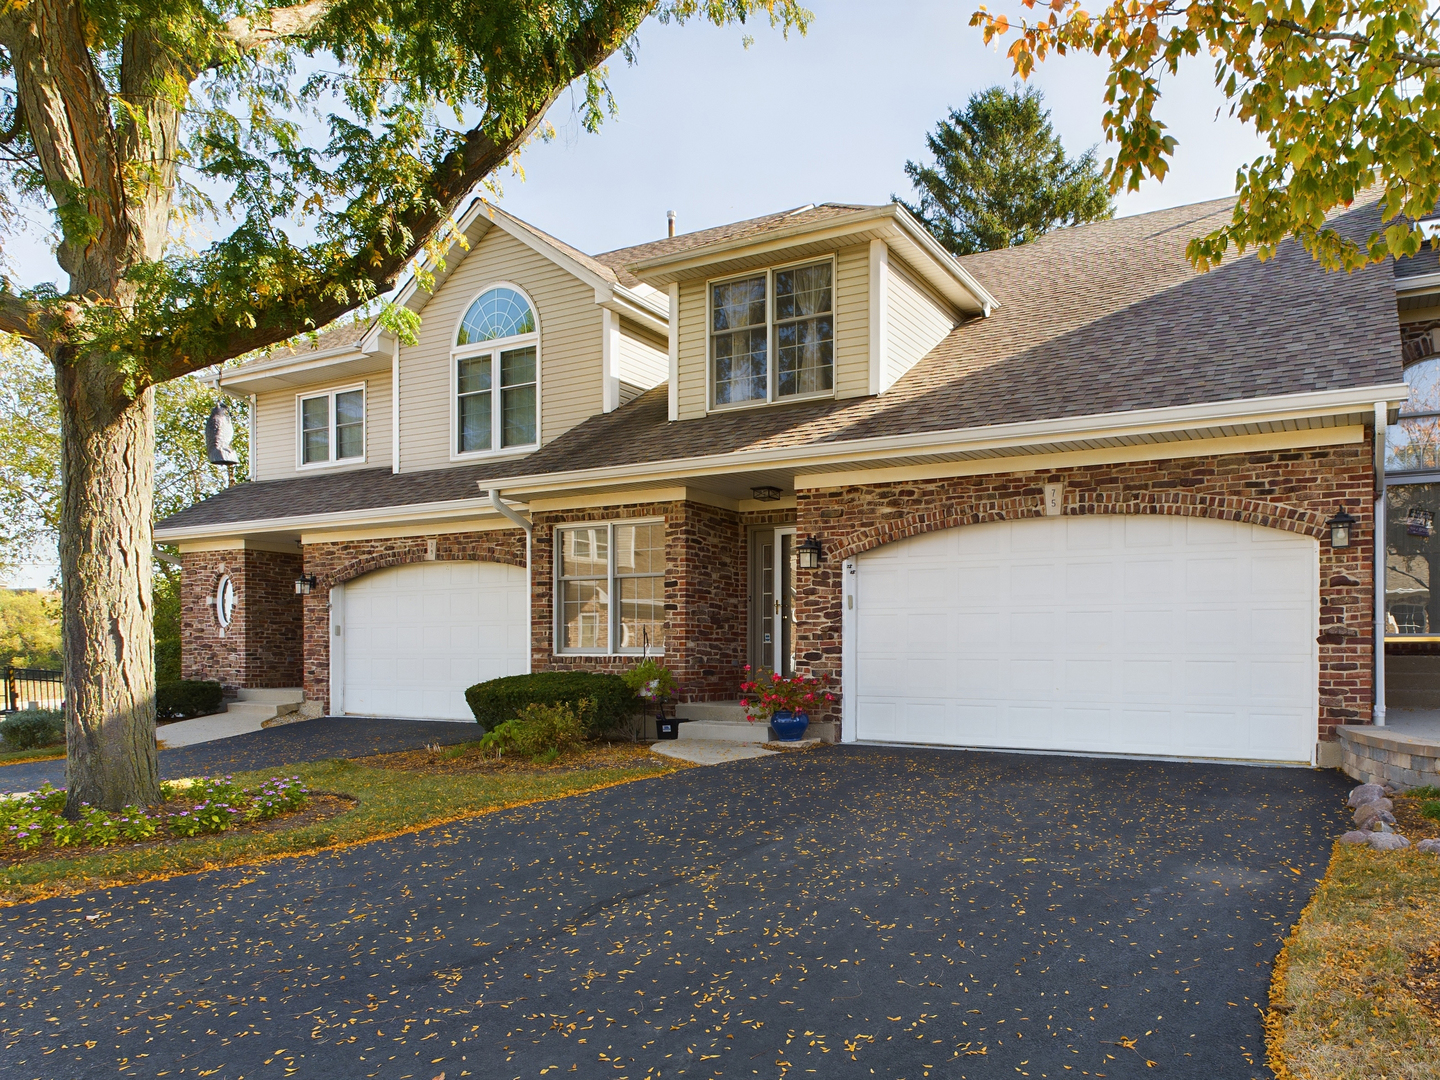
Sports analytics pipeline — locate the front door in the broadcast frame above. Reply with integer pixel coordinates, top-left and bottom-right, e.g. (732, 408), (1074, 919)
(752, 527), (797, 677)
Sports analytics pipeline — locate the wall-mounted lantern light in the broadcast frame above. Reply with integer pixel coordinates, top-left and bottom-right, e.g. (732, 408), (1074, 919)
(1326, 508), (1357, 549)
(294, 573), (318, 596)
(750, 485), (783, 502)
(796, 536), (823, 570)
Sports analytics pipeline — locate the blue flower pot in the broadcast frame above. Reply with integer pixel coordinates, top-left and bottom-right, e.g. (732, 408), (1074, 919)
(769, 710), (810, 742)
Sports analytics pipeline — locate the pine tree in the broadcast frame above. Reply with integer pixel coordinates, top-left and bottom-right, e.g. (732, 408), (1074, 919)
(900, 85), (1113, 256)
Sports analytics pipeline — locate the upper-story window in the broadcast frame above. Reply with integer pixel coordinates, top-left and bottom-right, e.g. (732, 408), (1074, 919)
(711, 258), (834, 408)
(1386, 356), (1440, 473)
(298, 385), (365, 467)
(452, 285), (539, 457)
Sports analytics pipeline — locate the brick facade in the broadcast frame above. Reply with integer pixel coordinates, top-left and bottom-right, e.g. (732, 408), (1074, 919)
(792, 440), (1377, 742)
(180, 547), (304, 691)
(300, 530), (528, 710)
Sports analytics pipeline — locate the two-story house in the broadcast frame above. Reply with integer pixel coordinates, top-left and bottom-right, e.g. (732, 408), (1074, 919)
(157, 194), (1417, 766)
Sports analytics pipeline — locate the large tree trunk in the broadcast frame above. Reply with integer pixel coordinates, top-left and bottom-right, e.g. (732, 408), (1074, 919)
(56, 356), (159, 812)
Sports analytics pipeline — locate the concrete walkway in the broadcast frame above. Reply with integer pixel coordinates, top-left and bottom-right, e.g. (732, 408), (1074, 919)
(650, 738), (776, 765)
(155, 711), (278, 749)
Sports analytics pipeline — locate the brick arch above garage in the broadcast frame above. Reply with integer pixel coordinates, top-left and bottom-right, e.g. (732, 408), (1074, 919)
(307, 529), (528, 591)
(821, 490), (1330, 564)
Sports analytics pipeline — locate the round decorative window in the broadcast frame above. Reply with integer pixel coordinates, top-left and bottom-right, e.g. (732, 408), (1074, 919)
(215, 575), (237, 629)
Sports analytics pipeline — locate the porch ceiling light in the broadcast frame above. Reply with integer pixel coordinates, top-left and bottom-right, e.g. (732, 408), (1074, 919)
(797, 536), (823, 570)
(1326, 508), (1358, 549)
(294, 573), (318, 596)
(750, 485), (784, 502)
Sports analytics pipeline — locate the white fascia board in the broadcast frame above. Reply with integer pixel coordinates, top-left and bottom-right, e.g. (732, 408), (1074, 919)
(481, 383), (1411, 494)
(626, 204), (997, 315)
(1396, 270), (1440, 296)
(594, 284), (670, 335)
(155, 497), (505, 543)
(220, 345), (372, 392)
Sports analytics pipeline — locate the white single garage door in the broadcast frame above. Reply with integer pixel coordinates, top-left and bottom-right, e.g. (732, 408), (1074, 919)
(853, 515), (1318, 763)
(336, 561), (527, 721)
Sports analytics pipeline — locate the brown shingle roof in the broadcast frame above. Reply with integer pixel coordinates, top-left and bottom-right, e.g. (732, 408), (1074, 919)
(502, 195), (1402, 478)
(233, 318), (376, 368)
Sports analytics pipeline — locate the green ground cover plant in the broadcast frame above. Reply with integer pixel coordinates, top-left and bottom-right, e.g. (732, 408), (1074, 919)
(480, 700), (593, 762)
(0, 746), (680, 906)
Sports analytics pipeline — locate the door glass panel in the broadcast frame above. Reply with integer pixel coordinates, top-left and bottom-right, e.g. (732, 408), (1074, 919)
(1387, 482), (1440, 636)
(779, 532), (796, 676)
(760, 541), (775, 670)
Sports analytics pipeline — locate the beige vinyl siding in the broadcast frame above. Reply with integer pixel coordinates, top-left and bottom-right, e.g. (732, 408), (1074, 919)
(617, 319), (668, 390)
(885, 257), (956, 391)
(675, 245), (870, 419)
(832, 244), (870, 399)
(676, 280), (708, 420)
(252, 374), (392, 481)
(618, 381), (645, 406)
(398, 227), (603, 470)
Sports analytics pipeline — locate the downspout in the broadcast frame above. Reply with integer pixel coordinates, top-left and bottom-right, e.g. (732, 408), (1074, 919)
(489, 489), (534, 675)
(1374, 402), (1388, 727)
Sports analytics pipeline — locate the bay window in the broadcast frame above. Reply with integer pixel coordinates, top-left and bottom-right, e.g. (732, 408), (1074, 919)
(711, 258), (834, 408)
(557, 521), (665, 653)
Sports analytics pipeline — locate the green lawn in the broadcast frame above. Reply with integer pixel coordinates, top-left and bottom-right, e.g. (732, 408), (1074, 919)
(0, 743), (63, 766)
(1267, 813), (1440, 1079)
(0, 747), (681, 907)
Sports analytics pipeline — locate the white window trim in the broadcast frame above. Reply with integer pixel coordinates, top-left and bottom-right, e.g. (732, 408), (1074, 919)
(295, 382), (367, 470)
(706, 253), (838, 414)
(554, 518), (666, 656)
(449, 281), (542, 462)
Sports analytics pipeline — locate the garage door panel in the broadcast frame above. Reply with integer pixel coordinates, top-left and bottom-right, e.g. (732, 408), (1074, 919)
(342, 561), (526, 721)
(854, 517), (1317, 763)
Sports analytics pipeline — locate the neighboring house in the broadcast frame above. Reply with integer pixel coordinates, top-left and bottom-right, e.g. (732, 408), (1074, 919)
(157, 195), (1418, 767)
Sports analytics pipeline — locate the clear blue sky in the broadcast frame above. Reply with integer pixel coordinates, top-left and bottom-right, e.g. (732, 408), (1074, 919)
(5, 2), (1269, 587)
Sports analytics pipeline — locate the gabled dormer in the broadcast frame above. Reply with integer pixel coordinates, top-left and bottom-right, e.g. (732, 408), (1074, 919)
(604, 203), (997, 423)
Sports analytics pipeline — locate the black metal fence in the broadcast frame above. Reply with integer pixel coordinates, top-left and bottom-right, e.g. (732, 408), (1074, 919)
(4, 667), (63, 713)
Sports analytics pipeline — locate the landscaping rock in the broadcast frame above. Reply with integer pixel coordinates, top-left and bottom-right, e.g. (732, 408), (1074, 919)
(1417, 838), (1440, 855)
(1367, 833), (1411, 851)
(1354, 803), (1397, 828)
(1339, 831), (1372, 845)
(1348, 783), (1386, 807)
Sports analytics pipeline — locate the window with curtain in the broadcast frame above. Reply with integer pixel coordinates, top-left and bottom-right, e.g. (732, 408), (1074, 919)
(298, 387), (365, 465)
(710, 259), (834, 407)
(557, 521), (665, 653)
(1387, 356), (1440, 473)
(454, 286), (538, 455)
(1386, 482), (1440, 637)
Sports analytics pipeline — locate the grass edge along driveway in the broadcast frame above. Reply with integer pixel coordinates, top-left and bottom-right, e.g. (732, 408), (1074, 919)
(0, 751), (684, 907)
(1267, 841), (1440, 1079)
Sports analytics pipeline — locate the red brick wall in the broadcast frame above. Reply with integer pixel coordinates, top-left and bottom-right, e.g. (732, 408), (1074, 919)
(792, 440), (1377, 741)
(180, 547), (303, 691)
(301, 530), (527, 710)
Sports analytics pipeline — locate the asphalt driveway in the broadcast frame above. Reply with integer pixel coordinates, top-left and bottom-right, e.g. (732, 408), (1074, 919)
(0, 716), (479, 793)
(0, 746), (1350, 1079)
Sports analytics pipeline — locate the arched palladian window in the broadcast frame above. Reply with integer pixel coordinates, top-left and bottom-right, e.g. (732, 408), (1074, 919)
(452, 286), (538, 456)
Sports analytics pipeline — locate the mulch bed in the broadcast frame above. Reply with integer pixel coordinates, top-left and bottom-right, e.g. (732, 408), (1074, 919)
(356, 739), (671, 776)
(1393, 794), (1440, 841)
(1406, 942), (1440, 1022)
(0, 792), (356, 869)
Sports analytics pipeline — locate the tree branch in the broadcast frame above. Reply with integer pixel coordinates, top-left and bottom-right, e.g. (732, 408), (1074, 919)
(221, 0), (332, 50)
(1267, 18), (1440, 70)
(0, 291), (51, 351)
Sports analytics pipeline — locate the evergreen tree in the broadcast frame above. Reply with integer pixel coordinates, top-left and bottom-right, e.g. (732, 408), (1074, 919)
(899, 85), (1113, 256)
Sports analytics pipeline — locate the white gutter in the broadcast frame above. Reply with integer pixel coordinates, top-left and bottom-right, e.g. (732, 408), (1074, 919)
(479, 383), (1412, 494)
(1374, 401), (1388, 728)
(155, 496), (503, 542)
(488, 490), (534, 676)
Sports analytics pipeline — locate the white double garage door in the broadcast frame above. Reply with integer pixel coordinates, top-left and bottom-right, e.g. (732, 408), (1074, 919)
(851, 515), (1320, 764)
(331, 562), (527, 721)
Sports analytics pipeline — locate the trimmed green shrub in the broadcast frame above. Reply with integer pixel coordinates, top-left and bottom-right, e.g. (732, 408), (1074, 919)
(480, 699), (592, 760)
(465, 671), (635, 734)
(0, 708), (64, 751)
(156, 680), (225, 721)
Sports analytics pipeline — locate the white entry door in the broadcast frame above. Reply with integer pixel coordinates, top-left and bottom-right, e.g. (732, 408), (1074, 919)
(336, 561), (528, 721)
(851, 515), (1318, 764)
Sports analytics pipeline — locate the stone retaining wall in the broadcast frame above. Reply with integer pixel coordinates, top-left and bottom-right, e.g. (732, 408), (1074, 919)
(1338, 725), (1440, 790)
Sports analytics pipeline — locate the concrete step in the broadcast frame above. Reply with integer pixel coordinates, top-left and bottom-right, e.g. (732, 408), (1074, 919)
(235, 687), (305, 705)
(676, 715), (838, 744)
(675, 701), (750, 724)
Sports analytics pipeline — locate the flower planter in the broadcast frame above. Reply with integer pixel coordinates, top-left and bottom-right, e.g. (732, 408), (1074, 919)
(769, 710), (809, 742)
